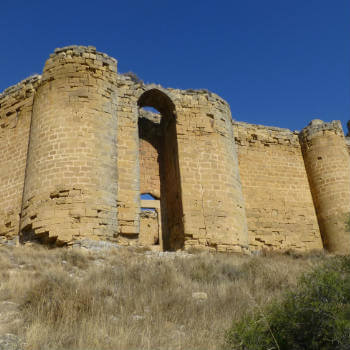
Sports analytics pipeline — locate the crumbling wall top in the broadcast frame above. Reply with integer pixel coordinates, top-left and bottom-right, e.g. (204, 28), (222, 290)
(299, 119), (344, 142)
(116, 72), (231, 110)
(44, 45), (117, 75)
(0, 75), (41, 128)
(0, 75), (41, 102)
(233, 120), (300, 146)
(233, 120), (298, 134)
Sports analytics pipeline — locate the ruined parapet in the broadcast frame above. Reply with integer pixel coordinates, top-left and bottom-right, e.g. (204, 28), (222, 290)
(20, 46), (119, 245)
(0, 75), (41, 245)
(299, 119), (350, 253)
(0, 75), (41, 101)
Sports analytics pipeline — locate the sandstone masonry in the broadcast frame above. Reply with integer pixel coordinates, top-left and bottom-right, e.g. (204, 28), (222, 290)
(0, 45), (349, 253)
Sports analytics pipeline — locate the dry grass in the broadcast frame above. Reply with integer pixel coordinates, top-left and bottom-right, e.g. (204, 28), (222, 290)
(0, 245), (327, 350)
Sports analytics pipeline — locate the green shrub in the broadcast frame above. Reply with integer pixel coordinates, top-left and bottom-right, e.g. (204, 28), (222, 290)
(224, 256), (350, 350)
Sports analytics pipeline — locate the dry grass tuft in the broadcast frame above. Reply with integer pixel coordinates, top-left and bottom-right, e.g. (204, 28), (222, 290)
(0, 246), (327, 350)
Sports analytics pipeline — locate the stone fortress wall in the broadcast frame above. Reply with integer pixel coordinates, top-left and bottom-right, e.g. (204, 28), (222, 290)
(233, 122), (323, 251)
(1, 45), (349, 253)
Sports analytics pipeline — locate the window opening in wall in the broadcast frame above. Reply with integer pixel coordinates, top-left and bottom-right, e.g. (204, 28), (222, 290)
(141, 193), (157, 212)
(141, 193), (156, 200)
(142, 106), (159, 114)
(138, 89), (184, 251)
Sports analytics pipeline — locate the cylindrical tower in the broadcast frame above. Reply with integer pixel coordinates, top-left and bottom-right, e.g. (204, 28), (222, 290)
(300, 119), (350, 253)
(20, 46), (119, 245)
(174, 90), (249, 253)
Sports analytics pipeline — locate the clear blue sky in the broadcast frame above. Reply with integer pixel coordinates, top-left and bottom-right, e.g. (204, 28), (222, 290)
(1, 0), (349, 131)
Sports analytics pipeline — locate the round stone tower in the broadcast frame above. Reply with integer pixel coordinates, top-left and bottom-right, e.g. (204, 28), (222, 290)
(300, 119), (350, 253)
(20, 46), (119, 244)
(170, 89), (249, 252)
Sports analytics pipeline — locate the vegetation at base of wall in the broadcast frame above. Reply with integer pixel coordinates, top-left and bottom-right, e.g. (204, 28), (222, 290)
(224, 255), (350, 350)
(0, 246), (324, 350)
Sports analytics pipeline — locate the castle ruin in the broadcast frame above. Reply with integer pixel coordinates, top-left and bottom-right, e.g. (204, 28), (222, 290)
(1, 46), (350, 253)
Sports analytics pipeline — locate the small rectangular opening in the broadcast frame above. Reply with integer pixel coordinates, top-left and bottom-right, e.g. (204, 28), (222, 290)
(141, 207), (156, 212)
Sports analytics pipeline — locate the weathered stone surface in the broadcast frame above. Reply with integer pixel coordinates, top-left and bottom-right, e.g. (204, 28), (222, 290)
(233, 122), (323, 252)
(139, 210), (159, 246)
(300, 120), (350, 254)
(0, 76), (41, 247)
(0, 45), (350, 253)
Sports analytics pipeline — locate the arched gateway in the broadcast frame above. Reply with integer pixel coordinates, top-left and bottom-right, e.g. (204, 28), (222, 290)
(137, 89), (184, 250)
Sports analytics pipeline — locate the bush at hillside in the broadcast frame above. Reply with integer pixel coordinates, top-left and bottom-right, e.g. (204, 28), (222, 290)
(224, 256), (350, 350)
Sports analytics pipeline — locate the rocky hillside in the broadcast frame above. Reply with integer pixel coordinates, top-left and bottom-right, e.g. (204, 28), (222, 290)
(0, 243), (325, 350)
